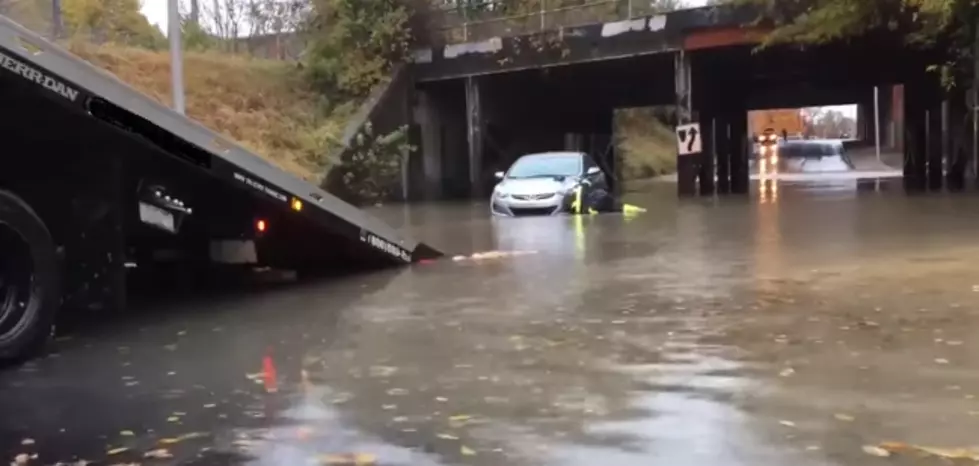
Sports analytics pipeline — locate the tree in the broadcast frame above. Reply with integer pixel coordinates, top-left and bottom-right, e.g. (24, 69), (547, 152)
(741, 0), (973, 87)
(303, 0), (412, 99)
(62, 0), (165, 48)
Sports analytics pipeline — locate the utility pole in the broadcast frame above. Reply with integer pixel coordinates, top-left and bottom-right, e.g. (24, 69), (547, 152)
(168, 0), (186, 114)
(51, 0), (63, 39)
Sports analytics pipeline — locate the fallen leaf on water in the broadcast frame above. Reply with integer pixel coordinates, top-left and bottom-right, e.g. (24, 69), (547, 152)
(862, 445), (890, 457)
(159, 432), (207, 445)
(779, 420), (796, 427)
(436, 433), (459, 440)
(460, 445), (477, 456)
(144, 449), (173, 459)
(106, 448), (129, 455)
(120, 431), (134, 437)
(834, 413), (855, 422)
(317, 453), (376, 465)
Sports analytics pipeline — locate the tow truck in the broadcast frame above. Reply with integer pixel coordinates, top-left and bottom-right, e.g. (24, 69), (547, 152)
(0, 15), (441, 361)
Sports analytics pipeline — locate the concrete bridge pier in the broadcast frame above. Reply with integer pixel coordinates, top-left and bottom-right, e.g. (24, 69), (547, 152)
(902, 78), (928, 192)
(674, 51), (698, 197)
(465, 76), (484, 198)
(902, 73), (961, 193)
(681, 49), (750, 197)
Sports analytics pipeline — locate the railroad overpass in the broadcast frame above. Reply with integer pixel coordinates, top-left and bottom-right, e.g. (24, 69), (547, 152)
(368, 2), (960, 199)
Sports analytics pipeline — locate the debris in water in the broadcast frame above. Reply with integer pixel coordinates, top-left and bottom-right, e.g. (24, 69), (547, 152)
(119, 431), (134, 437)
(20, 439), (34, 446)
(13, 454), (29, 465)
(833, 413), (855, 422)
(876, 442), (979, 460)
(779, 367), (795, 377)
(862, 445), (890, 457)
(106, 448), (129, 456)
(436, 433), (459, 440)
(317, 453), (376, 465)
(159, 432), (207, 445)
(368, 366), (397, 377)
(778, 420), (796, 427)
(452, 250), (537, 262)
(144, 449), (173, 459)
(460, 446), (477, 456)
(935, 358), (950, 365)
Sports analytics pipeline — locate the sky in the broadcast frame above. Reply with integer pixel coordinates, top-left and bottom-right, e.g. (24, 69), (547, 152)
(141, 0), (168, 32)
(139, 0), (857, 119)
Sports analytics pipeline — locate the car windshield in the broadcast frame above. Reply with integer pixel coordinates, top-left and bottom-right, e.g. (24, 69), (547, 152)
(507, 155), (582, 178)
(780, 142), (842, 157)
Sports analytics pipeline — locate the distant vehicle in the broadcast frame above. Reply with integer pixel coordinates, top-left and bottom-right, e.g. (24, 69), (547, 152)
(778, 140), (846, 161)
(491, 152), (606, 217)
(754, 128), (780, 160)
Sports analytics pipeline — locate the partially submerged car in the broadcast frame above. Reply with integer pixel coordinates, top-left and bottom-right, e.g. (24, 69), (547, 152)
(491, 151), (606, 217)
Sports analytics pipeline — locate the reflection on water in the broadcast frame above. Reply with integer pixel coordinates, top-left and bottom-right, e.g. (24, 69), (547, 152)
(12, 177), (979, 466)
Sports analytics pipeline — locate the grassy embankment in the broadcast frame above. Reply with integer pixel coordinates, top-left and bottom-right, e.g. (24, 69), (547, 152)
(614, 107), (677, 186)
(68, 42), (352, 183)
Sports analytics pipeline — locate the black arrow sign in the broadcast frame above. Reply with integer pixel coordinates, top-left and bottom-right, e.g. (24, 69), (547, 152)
(677, 126), (700, 154)
(685, 127), (698, 152)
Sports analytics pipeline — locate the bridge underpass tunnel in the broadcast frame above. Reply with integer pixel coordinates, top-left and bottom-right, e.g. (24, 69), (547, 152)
(681, 39), (963, 197)
(412, 53), (675, 200)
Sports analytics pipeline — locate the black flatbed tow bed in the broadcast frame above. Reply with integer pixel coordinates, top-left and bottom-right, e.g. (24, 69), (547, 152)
(0, 15), (442, 361)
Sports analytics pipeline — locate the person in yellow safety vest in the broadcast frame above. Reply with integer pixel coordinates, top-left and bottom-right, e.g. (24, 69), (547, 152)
(569, 185), (646, 216)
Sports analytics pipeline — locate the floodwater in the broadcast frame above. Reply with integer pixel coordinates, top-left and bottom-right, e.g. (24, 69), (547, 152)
(7, 176), (979, 465)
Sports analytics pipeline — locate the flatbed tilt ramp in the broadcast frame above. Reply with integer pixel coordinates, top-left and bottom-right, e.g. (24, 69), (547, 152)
(0, 14), (442, 269)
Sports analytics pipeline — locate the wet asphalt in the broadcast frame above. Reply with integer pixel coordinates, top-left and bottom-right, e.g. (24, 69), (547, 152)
(6, 162), (979, 465)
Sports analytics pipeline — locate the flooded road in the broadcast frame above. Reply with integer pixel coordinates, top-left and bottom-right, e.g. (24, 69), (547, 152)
(7, 179), (979, 465)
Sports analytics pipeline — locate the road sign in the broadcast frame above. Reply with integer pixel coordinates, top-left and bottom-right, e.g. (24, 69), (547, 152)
(675, 122), (702, 156)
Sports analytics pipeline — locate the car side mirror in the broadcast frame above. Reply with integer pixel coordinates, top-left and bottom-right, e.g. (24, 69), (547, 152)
(586, 166), (601, 176)
(494, 171), (505, 180)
